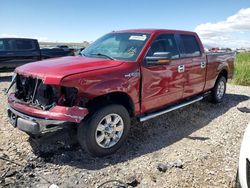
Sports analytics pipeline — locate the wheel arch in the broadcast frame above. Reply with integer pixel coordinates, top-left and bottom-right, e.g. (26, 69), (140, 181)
(217, 69), (228, 82)
(86, 92), (135, 117)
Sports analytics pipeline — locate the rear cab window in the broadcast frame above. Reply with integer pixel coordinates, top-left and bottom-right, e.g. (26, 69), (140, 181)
(176, 34), (201, 58)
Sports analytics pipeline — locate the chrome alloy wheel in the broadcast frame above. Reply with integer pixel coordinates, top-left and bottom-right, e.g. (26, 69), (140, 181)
(95, 113), (124, 148)
(217, 80), (225, 99)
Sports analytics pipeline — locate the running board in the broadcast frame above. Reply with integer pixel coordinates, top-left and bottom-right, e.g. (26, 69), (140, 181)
(139, 96), (204, 122)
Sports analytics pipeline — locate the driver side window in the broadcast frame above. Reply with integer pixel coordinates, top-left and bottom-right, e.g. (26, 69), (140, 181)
(147, 34), (180, 59)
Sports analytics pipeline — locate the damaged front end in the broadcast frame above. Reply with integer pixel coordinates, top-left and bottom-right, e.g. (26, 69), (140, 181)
(15, 74), (59, 110)
(7, 74), (88, 135)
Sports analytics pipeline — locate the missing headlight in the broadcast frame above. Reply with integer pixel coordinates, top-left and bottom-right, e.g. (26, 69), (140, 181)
(33, 83), (58, 110)
(60, 87), (78, 107)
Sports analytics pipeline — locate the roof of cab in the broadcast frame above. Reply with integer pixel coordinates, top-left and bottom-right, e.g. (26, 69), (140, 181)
(113, 29), (197, 35)
(0, 38), (37, 40)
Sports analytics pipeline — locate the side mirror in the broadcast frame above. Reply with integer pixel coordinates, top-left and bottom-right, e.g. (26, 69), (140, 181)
(145, 52), (172, 65)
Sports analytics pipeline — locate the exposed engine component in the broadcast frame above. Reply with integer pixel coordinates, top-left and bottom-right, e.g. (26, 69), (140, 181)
(14, 74), (78, 110)
(15, 75), (37, 102)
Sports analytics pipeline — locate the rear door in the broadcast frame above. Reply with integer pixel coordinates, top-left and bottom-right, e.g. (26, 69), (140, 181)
(176, 34), (206, 98)
(141, 33), (184, 113)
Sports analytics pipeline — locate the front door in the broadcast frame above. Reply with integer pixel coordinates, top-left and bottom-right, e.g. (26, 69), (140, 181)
(141, 34), (184, 113)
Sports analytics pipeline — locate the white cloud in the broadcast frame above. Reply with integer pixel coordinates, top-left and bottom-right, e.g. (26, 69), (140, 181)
(0, 33), (49, 42)
(195, 8), (250, 48)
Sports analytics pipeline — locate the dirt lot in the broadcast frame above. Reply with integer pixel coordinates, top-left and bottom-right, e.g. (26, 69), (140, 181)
(0, 72), (250, 188)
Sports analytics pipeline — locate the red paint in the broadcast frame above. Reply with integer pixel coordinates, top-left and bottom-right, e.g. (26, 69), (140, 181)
(15, 56), (123, 85)
(8, 94), (88, 123)
(10, 29), (235, 122)
(140, 58), (184, 112)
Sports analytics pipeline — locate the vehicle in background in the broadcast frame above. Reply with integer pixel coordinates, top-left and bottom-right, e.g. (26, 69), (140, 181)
(7, 29), (235, 157)
(76, 47), (86, 55)
(0, 38), (74, 71)
(209, 47), (220, 53)
(56, 45), (76, 56)
(236, 122), (250, 188)
(209, 47), (233, 53)
(41, 47), (75, 58)
(222, 48), (232, 52)
(57, 45), (69, 49)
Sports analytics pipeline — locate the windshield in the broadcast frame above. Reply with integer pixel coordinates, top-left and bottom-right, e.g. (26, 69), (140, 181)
(81, 32), (150, 61)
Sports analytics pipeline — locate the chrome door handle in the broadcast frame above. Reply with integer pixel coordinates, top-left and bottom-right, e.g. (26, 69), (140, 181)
(124, 71), (140, 78)
(178, 65), (185, 73)
(201, 61), (206, 69)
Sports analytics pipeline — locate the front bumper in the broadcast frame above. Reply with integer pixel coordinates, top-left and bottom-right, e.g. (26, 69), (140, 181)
(7, 106), (67, 135)
(7, 94), (89, 135)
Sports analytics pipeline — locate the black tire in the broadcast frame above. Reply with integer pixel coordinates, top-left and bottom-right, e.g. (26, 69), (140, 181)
(210, 76), (227, 103)
(77, 104), (130, 157)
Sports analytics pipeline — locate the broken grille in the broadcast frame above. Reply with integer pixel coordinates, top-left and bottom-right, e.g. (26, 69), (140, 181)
(15, 74), (57, 110)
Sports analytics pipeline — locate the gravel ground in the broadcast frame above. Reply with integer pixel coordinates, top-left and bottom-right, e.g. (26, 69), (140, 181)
(0, 72), (250, 188)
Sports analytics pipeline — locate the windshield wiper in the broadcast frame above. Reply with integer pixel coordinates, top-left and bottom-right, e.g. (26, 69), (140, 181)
(90, 53), (114, 60)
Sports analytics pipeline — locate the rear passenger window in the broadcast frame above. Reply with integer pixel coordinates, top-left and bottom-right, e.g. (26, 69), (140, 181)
(179, 35), (201, 57)
(14, 40), (34, 50)
(147, 34), (180, 59)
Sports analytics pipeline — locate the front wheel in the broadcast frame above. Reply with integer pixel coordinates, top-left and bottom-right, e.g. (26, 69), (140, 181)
(210, 76), (227, 103)
(77, 104), (130, 157)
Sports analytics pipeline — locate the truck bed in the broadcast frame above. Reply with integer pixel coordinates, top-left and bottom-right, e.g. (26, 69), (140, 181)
(205, 52), (235, 90)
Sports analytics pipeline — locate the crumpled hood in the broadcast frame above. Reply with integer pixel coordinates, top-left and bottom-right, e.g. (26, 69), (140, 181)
(15, 56), (123, 84)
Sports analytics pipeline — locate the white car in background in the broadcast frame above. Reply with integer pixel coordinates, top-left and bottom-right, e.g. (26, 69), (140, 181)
(237, 122), (250, 188)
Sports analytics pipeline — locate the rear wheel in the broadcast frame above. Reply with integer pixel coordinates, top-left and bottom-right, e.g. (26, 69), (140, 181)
(77, 104), (130, 157)
(210, 76), (226, 103)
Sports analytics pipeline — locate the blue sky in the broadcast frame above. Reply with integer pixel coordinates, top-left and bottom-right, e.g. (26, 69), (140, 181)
(1, 0), (250, 47)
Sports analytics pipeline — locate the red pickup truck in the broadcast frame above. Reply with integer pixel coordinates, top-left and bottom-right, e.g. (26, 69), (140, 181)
(7, 29), (235, 157)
